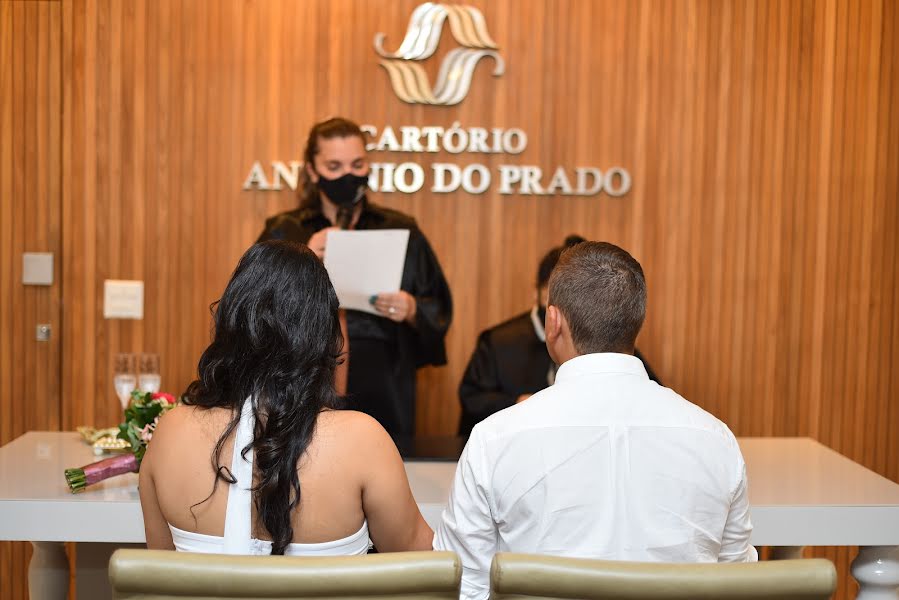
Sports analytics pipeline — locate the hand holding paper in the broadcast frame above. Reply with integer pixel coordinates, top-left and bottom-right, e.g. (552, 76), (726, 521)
(308, 227), (338, 259)
(371, 290), (417, 323)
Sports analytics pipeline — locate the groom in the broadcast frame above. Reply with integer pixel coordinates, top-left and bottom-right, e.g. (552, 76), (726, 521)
(434, 241), (757, 599)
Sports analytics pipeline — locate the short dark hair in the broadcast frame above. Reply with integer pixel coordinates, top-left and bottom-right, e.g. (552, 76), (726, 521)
(548, 241), (646, 354)
(537, 235), (586, 288)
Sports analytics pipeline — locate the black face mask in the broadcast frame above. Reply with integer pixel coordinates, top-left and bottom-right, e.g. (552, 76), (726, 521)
(537, 305), (547, 325)
(316, 172), (369, 207)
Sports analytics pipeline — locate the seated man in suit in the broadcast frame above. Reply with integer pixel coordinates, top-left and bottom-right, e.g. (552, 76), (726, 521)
(458, 235), (661, 436)
(436, 241), (757, 600)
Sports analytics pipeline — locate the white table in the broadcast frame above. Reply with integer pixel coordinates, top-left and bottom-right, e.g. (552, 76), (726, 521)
(1, 433), (898, 599)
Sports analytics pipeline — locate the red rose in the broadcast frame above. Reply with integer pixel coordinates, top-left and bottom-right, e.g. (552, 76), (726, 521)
(151, 392), (176, 404)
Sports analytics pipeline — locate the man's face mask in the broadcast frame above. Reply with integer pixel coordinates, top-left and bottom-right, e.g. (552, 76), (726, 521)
(317, 172), (369, 207)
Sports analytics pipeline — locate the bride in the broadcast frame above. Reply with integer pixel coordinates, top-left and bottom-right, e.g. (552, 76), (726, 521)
(139, 240), (433, 554)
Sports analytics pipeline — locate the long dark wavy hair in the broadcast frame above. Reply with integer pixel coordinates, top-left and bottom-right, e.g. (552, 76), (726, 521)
(183, 240), (343, 555)
(299, 117), (367, 210)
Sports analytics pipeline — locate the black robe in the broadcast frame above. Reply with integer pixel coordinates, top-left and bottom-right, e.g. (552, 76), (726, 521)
(257, 201), (453, 436)
(458, 311), (662, 436)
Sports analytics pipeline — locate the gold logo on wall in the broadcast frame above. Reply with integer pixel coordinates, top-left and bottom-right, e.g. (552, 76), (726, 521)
(374, 2), (504, 106)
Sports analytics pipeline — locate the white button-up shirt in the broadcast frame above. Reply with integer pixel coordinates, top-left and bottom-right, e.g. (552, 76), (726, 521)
(434, 353), (757, 600)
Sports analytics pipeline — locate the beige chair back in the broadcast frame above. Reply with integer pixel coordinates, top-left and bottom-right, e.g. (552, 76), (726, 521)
(489, 553), (836, 600)
(109, 549), (461, 600)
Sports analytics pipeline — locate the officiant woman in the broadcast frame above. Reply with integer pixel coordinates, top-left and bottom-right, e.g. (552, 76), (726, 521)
(257, 117), (453, 437)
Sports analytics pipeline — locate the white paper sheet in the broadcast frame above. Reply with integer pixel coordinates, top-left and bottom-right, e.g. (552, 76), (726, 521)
(323, 229), (410, 315)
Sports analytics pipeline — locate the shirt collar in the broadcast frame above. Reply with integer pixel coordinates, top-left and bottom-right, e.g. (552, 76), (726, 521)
(554, 352), (648, 383)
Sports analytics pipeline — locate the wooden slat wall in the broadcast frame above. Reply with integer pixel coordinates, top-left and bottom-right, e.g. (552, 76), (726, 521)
(61, 0), (898, 467)
(0, 0), (893, 598)
(0, 1), (63, 598)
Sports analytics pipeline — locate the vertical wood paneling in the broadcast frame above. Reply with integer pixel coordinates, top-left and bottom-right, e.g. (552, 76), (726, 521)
(0, 0), (892, 597)
(0, 2), (63, 598)
(57, 3), (899, 598)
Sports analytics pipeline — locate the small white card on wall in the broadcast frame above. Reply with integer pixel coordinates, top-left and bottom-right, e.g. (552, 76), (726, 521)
(22, 252), (54, 286)
(103, 280), (144, 319)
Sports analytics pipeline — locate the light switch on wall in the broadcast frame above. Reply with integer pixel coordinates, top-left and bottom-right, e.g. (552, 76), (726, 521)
(103, 280), (144, 319)
(22, 253), (54, 285)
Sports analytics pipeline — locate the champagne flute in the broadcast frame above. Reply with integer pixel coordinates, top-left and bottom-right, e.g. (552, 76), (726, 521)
(138, 353), (161, 393)
(113, 354), (137, 411)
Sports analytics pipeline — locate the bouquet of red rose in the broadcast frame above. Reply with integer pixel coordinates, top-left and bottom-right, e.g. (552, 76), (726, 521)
(64, 390), (178, 493)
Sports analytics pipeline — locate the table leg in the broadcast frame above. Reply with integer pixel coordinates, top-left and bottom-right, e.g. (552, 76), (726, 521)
(75, 542), (143, 600)
(28, 542), (69, 600)
(851, 546), (899, 599)
(770, 546), (805, 559)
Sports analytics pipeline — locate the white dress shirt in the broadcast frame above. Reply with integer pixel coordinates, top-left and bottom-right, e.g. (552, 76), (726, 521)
(434, 353), (757, 600)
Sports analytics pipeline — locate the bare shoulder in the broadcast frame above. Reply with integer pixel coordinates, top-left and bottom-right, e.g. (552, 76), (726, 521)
(317, 409), (389, 438)
(316, 410), (396, 453)
(151, 404), (231, 445)
(150, 404), (189, 437)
